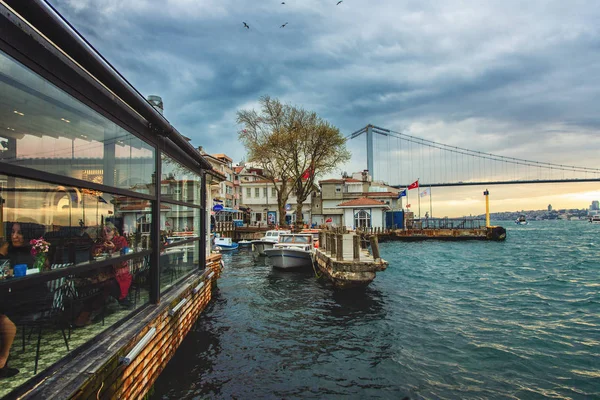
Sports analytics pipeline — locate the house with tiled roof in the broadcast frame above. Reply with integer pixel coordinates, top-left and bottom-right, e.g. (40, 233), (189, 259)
(311, 170), (402, 227)
(337, 197), (390, 229)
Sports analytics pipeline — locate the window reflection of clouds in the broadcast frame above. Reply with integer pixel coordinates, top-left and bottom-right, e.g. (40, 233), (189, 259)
(0, 50), (155, 194)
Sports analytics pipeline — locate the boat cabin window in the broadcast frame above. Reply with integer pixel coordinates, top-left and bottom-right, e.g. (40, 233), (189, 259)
(295, 236), (310, 244)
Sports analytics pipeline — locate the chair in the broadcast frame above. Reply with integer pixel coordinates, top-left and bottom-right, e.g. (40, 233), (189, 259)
(14, 278), (71, 374)
(128, 255), (150, 307)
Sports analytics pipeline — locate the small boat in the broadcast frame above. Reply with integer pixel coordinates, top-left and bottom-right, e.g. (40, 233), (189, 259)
(515, 215), (528, 225)
(214, 236), (239, 251)
(590, 215), (600, 224)
(251, 230), (291, 256)
(237, 239), (252, 247)
(264, 234), (315, 270)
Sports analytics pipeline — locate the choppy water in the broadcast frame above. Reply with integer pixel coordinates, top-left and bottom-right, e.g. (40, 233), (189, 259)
(152, 221), (600, 399)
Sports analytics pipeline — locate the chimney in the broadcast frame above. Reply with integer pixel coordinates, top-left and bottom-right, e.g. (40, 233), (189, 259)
(147, 95), (164, 115)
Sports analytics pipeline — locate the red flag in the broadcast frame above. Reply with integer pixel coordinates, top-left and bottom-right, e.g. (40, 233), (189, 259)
(325, 217), (332, 223)
(302, 167), (314, 180)
(408, 180), (419, 190)
(406, 204), (411, 208)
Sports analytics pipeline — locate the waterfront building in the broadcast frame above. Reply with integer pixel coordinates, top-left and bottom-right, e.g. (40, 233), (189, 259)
(0, 2), (224, 398)
(240, 178), (313, 226)
(337, 198), (391, 230)
(312, 171), (401, 227)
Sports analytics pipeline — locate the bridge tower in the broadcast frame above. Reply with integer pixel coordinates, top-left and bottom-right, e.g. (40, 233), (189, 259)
(366, 124), (374, 180)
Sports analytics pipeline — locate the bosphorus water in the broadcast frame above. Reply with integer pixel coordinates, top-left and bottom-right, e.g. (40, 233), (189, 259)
(152, 221), (599, 399)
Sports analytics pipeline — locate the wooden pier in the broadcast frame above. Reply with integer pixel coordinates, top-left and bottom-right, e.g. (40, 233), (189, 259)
(314, 230), (388, 289)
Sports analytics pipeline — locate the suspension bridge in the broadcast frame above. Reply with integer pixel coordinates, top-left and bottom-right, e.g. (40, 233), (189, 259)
(348, 125), (600, 188)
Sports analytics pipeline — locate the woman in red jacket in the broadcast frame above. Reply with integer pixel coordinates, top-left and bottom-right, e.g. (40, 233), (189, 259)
(74, 222), (133, 327)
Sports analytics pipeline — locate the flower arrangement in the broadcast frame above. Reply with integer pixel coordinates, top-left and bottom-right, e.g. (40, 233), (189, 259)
(30, 237), (50, 256)
(30, 237), (50, 271)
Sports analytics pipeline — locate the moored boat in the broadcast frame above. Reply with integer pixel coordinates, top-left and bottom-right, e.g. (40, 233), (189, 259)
(251, 230), (291, 256)
(214, 235), (239, 251)
(590, 215), (600, 224)
(264, 234), (315, 270)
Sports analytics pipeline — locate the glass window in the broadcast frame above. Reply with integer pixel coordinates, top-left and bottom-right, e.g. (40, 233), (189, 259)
(246, 188), (251, 198)
(160, 204), (201, 291)
(271, 187), (276, 197)
(0, 175), (152, 390)
(161, 153), (201, 205)
(263, 188), (267, 198)
(255, 188), (260, 198)
(0, 51), (155, 194)
(0, 174), (151, 268)
(354, 209), (371, 228)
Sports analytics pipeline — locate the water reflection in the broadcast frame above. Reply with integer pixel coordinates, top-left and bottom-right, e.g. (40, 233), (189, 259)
(152, 291), (226, 399)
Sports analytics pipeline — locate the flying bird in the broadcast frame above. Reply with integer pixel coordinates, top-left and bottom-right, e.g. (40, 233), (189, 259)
(280, 22), (288, 28)
(243, 22), (250, 29)
(337, 1), (342, 4)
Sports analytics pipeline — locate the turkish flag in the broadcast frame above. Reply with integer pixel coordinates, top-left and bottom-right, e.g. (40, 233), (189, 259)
(325, 217), (333, 223)
(408, 180), (419, 190)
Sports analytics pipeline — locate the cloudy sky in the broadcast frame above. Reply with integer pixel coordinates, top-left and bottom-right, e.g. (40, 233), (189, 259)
(49, 0), (600, 216)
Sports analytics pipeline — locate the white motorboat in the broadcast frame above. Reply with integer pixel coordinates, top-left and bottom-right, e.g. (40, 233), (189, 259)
(515, 215), (528, 225)
(251, 230), (291, 256)
(214, 235), (239, 251)
(264, 234), (315, 270)
(590, 215), (600, 224)
(237, 239), (252, 247)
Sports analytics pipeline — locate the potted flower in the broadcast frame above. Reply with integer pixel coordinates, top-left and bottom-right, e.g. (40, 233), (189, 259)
(30, 237), (50, 272)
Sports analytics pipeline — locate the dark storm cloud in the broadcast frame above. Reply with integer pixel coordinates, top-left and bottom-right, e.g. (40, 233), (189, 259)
(49, 0), (600, 170)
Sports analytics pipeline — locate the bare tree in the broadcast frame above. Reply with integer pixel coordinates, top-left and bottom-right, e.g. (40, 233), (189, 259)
(237, 96), (350, 228)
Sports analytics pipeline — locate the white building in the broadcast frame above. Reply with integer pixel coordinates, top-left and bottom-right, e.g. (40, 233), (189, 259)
(240, 178), (313, 226)
(337, 197), (390, 230)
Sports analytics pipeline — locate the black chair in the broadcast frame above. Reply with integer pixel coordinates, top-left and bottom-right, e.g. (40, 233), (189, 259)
(128, 255), (150, 307)
(14, 277), (71, 374)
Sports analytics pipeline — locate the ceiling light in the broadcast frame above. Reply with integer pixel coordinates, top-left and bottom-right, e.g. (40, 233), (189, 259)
(13, 110), (24, 116)
(80, 134), (87, 139)
(60, 118), (71, 123)
(6, 127), (15, 131)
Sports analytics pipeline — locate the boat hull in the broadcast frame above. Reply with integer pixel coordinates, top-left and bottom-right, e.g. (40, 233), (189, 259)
(215, 243), (239, 251)
(264, 248), (313, 269)
(251, 241), (276, 256)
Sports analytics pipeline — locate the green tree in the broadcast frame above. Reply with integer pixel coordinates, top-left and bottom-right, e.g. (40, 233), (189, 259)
(237, 96), (350, 227)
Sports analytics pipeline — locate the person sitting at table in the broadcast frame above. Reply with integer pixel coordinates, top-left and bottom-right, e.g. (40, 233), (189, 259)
(0, 221), (48, 379)
(73, 222), (133, 327)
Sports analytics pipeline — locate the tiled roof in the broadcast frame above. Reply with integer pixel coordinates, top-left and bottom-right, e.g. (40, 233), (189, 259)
(337, 197), (388, 207)
(319, 178), (363, 184)
(364, 192), (397, 198)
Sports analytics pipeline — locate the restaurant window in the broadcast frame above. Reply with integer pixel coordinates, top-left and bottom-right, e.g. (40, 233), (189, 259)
(161, 154), (200, 206)
(0, 50), (155, 194)
(0, 174), (152, 392)
(160, 152), (202, 292)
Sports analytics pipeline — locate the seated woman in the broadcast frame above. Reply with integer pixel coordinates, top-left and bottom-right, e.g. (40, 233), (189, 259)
(0, 221), (49, 379)
(73, 222), (133, 327)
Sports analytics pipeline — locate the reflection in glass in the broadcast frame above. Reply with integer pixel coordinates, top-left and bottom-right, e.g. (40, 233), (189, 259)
(0, 50), (155, 194)
(0, 174), (151, 269)
(161, 153), (201, 206)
